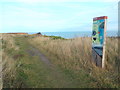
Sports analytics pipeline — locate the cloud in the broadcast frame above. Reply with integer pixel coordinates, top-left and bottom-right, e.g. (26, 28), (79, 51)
(1, 0), (118, 32)
(2, 5), (68, 29)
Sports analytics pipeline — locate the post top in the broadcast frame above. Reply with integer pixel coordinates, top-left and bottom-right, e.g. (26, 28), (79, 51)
(93, 16), (108, 21)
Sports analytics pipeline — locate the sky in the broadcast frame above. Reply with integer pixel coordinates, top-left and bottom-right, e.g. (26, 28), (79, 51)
(0, 0), (119, 32)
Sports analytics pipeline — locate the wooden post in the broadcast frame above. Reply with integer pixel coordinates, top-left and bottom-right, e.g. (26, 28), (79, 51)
(92, 16), (108, 68)
(102, 19), (107, 68)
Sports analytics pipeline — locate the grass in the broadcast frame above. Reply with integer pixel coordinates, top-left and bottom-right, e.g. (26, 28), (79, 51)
(1, 34), (76, 88)
(0, 34), (2, 89)
(1, 34), (54, 88)
(29, 36), (119, 88)
(1, 34), (119, 88)
(43, 35), (65, 40)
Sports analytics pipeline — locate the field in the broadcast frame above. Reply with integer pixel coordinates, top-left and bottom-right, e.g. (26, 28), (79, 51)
(1, 33), (119, 88)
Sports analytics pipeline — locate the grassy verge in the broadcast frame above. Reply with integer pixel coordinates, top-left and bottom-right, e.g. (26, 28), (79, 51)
(43, 35), (65, 40)
(29, 36), (119, 88)
(1, 34), (119, 88)
(2, 34), (54, 88)
(2, 34), (78, 88)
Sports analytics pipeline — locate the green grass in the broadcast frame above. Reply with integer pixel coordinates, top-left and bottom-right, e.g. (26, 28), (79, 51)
(2, 35), (78, 88)
(43, 35), (65, 40)
(29, 36), (119, 88)
(2, 34), (119, 88)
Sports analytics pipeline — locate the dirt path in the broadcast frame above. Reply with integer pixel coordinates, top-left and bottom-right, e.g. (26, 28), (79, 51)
(13, 36), (80, 88)
(13, 36), (78, 88)
(26, 46), (53, 67)
(26, 45), (75, 88)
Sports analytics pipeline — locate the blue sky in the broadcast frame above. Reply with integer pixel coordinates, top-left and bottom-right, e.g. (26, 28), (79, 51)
(0, 0), (119, 32)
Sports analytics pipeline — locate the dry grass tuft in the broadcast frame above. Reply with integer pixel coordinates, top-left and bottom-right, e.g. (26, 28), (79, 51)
(1, 34), (20, 88)
(30, 37), (93, 70)
(29, 36), (119, 88)
(1, 34), (119, 88)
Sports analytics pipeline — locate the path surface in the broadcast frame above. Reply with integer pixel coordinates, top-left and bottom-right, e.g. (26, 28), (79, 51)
(27, 46), (53, 67)
(14, 36), (79, 88)
(25, 45), (76, 88)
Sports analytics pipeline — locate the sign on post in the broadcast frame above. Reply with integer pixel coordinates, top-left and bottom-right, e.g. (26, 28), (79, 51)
(92, 16), (108, 68)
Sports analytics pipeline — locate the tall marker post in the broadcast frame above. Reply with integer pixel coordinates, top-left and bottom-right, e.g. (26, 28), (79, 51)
(92, 16), (108, 68)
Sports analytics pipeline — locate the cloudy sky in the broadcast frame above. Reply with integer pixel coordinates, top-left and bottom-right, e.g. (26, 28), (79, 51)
(0, 0), (119, 32)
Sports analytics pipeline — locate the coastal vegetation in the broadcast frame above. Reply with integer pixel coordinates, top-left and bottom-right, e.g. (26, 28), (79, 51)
(43, 35), (65, 40)
(1, 33), (119, 88)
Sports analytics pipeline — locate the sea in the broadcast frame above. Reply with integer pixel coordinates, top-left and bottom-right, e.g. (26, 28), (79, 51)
(29, 31), (118, 39)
